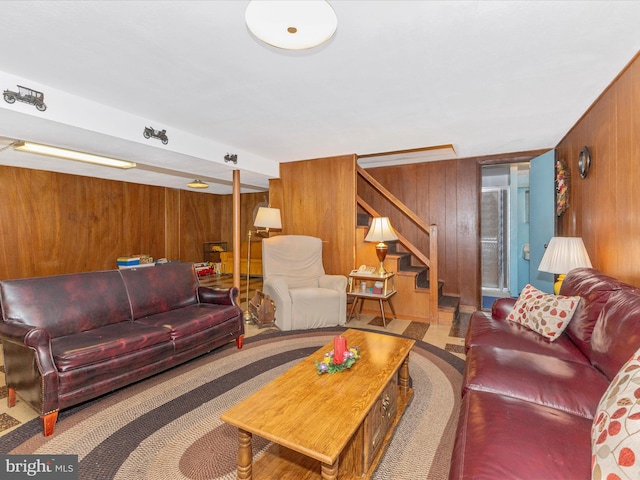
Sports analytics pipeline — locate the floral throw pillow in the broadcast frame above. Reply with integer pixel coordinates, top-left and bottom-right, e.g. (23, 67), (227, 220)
(506, 284), (580, 341)
(592, 348), (640, 480)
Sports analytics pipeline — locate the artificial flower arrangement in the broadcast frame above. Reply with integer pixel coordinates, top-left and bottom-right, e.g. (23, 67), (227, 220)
(556, 158), (570, 216)
(315, 346), (361, 374)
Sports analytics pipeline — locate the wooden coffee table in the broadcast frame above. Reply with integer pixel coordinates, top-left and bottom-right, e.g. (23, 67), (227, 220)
(221, 329), (415, 480)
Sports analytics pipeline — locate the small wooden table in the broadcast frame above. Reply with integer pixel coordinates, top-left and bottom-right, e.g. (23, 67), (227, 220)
(221, 329), (415, 480)
(347, 272), (397, 327)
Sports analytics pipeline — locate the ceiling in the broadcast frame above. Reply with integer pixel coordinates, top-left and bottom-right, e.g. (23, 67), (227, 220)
(1, 1), (639, 194)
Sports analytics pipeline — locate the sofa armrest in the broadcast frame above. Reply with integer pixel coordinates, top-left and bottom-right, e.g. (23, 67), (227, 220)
(0, 323), (55, 365)
(198, 286), (239, 307)
(319, 274), (348, 292)
(492, 297), (517, 320)
(0, 321), (38, 344)
(0, 322), (59, 413)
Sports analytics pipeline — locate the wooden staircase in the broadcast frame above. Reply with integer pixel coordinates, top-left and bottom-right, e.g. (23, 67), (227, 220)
(355, 222), (459, 325)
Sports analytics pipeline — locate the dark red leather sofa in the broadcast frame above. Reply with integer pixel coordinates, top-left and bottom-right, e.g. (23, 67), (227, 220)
(0, 262), (243, 436)
(449, 268), (640, 479)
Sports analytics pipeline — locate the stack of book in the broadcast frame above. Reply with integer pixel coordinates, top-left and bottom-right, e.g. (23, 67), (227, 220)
(117, 255), (154, 269)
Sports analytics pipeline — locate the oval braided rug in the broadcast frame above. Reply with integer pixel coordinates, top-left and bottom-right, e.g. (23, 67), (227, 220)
(0, 327), (463, 480)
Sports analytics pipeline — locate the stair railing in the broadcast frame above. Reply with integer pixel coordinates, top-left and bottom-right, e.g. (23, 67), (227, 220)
(357, 165), (438, 322)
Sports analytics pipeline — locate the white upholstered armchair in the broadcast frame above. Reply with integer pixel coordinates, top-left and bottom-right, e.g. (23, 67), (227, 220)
(262, 235), (347, 331)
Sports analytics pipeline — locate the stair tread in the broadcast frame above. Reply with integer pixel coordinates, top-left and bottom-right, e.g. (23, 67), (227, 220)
(397, 265), (427, 273)
(357, 214), (458, 324)
(439, 295), (460, 309)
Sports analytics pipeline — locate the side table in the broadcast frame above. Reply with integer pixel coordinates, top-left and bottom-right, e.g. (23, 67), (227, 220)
(347, 271), (397, 327)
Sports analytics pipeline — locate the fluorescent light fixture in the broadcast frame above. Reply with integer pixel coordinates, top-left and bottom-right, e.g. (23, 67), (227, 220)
(187, 179), (209, 189)
(14, 141), (136, 169)
(245, 0), (337, 50)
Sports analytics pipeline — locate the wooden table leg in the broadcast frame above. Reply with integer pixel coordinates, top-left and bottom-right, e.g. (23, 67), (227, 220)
(387, 297), (397, 319)
(237, 428), (253, 480)
(348, 297), (358, 322)
(379, 298), (387, 327)
(399, 355), (411, 394)
(321, 459), (339, 480)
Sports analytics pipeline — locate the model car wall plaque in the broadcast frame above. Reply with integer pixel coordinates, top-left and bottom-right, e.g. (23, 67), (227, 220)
(3, 85), (47, 111)
(143, 126), (168, 144)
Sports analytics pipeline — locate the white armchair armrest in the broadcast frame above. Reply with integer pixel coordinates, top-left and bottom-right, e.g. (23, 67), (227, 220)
(319, 274), (348, 292)
(263, 277), (293, 331)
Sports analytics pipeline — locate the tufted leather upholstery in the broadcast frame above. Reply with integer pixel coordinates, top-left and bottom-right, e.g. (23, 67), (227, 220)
(0, 262), (243, 436)
(450, 268), (640, 480)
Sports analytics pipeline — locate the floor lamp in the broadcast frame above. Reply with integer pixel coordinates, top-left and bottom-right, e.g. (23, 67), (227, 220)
(243, 207), (282, 322)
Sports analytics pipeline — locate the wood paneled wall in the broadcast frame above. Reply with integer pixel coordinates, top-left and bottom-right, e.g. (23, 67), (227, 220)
(0, 165), (266, 280)
(357, 150), (548, 309)
(557, 52), (640, 287)
(273, 154), (357, 276)
(358, 158), (481, 308)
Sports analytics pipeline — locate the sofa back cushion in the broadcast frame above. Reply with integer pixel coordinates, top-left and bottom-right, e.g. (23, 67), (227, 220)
(0, 270), (131, 338)
(560, 268), (629, 358)
(120, 262), (198, 319)
(590, 289), (640, 380)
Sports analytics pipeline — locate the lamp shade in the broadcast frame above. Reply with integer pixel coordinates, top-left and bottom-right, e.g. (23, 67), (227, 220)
(538, 237), (592, 274)
(365, 217), (399, 243)
(254, 207), (282, 229)
(245, 0), (337, 50)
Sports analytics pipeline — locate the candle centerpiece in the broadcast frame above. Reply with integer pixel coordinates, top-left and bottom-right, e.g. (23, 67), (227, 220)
(315, 335), (361, 374)
(334, 335), (347, 364)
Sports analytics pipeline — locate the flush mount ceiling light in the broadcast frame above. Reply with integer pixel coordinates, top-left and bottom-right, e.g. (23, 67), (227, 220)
(187, 179), (209, 189)
(14, 141), (136, 169)
(245, 0), (337, 50)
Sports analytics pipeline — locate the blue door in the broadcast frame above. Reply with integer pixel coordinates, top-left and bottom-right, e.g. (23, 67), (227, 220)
(529, 150), (555, 293)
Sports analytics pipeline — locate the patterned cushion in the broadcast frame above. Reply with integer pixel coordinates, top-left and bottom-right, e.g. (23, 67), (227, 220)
(506, 284), (580, 341)
(592, 348), (640, 479)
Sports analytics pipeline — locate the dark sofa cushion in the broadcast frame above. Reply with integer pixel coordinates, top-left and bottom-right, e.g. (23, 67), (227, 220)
(560, 267), (632, 358)
(134, 304), (240, 340)
(56, 342), (175, 401)
(465, 311), (589, 364)
(590, 289), (640, 380)
(120, 263), (199, 319)
(463, 345), (608, 418)
(449, 390), (592, 480)
(51, 321), (172, 372)
(0, 270), (131, 338)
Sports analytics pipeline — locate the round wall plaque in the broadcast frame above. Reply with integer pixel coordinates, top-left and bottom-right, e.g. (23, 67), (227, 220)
(578, 146), (591, 179)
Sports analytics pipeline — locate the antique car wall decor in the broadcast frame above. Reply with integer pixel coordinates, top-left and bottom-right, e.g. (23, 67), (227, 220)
(143, 126), (168, 144)
(3, 85), (47, 111)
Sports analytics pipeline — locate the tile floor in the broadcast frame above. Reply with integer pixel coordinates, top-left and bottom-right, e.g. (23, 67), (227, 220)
(0, 274), (468, 437)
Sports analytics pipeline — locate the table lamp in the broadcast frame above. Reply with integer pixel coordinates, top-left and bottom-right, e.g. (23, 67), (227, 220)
(365, 217), (399, 275)
(244, 207), (282, 322)
(538, 236), (592, 294)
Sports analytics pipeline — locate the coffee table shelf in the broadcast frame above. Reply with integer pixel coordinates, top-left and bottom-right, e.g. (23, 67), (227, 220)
(221, 329), (415, 480)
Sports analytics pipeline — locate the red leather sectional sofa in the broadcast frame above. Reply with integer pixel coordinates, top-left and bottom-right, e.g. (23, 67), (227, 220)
(0, 262), (243, 436)
(449, 268), (640, 479)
